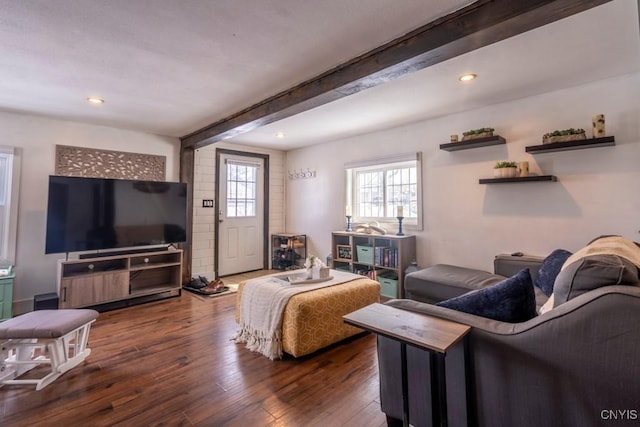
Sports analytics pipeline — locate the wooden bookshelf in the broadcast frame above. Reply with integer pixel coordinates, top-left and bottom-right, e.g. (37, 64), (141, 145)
(331, 232), (416, 298)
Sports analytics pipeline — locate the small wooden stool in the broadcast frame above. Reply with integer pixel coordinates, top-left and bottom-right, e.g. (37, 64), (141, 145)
(0, 309), (99, 390)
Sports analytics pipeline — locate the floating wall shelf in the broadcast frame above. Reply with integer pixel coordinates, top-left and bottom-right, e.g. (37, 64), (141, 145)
(479, 175), (557, 184)
(440, 135), (506, 151)
(525, 136), (615, 154)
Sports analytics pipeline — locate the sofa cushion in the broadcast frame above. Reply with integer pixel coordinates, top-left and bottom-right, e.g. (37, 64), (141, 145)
(553, 255), (640, 307)
(553, 236), (640, 307)
(538, 294), (555, 314)
(534, 249), (573, 296)
(405, 264), (504, 304)
(436, 269), (536, 323)
(533, 286), (549, 310)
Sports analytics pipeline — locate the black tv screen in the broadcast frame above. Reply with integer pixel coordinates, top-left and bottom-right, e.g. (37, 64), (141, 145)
(45, 176), (187, 254)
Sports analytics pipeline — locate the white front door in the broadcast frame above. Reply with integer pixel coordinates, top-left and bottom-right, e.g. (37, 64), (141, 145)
(217, 153), (265, 276)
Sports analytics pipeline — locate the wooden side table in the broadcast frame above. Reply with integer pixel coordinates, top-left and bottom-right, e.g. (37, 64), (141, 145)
(344, 303), (470, 427)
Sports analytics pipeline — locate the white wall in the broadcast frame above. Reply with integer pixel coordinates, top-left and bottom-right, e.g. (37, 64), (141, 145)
(0, 111), (180, 314)
(192, 142), (285, 279)
(285, 73), (640, 272)
(7, 72), (636, 312)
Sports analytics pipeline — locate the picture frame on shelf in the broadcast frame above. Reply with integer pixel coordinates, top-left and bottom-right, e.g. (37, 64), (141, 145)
(337, 245), (352, 260)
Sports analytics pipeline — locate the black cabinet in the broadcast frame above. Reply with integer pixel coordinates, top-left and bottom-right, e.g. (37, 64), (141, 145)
(271, 234), (306, 270)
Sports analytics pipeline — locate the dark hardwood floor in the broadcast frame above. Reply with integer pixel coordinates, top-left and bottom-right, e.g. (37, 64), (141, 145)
(0, 272), (386, 427)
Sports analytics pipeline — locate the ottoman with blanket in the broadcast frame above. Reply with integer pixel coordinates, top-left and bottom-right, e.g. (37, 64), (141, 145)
(234, 270), (380, 359)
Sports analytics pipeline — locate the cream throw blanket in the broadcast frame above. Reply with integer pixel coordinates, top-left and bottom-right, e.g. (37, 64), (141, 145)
(233, 269), (363, 360)
(561, 236), (640, 269)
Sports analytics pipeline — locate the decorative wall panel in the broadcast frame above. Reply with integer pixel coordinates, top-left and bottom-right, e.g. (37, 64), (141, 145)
(55, 145), (166, 181)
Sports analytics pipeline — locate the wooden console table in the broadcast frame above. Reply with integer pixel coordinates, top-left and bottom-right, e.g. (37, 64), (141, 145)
(57, 249), (182, 309)
(343, 303), (470, 427)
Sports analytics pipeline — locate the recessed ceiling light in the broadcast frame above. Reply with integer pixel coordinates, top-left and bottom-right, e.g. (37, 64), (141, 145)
(458, 73), (477, 82)
(275, 131), (285, 139)
(87, 97), (105, 104)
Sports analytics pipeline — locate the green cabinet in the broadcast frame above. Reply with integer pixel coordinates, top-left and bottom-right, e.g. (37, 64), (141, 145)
(0, 274), (14, 321)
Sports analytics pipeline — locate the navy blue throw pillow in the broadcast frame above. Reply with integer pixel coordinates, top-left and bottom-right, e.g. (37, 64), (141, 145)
(534, 249), (573, 296)
(436, 269), (536, 323)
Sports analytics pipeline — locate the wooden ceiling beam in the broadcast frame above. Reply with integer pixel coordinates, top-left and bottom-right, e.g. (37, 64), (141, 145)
(180, 0), (612, 149)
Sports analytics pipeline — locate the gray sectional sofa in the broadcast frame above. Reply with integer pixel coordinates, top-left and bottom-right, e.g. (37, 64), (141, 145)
(404, 254), (547, 307)
(377, 244), (640, 427)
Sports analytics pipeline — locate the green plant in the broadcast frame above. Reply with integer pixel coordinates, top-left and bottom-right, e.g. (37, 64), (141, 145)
(463, 127), (495, 136)
(543, 128), (585, 139)
(494, 161), (517, 169)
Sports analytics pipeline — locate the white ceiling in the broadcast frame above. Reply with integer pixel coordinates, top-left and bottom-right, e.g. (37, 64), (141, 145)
(1, 0), (639, 151)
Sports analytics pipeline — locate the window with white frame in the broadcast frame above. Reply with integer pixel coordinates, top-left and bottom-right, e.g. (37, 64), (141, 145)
(345, 153), (422, 228)
(0, 147), (18, 262)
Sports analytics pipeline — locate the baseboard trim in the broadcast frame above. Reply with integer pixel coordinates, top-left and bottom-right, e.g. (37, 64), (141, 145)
(13, 298), (34, 316)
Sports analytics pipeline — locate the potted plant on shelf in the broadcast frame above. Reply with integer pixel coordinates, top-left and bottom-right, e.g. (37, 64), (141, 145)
(542, 128), (586, 144)
(493, 161), (518, 178)
(462, 127), (495, 140)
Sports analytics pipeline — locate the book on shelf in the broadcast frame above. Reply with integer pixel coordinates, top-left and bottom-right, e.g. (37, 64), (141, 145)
(374, 246), (398, 268)
(352, 267), (385, 280)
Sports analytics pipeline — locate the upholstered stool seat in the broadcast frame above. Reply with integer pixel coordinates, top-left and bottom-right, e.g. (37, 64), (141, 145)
(0, 309), (99, 390)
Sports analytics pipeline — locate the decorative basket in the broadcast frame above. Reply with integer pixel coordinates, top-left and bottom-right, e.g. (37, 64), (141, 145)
(462, 131), (493, 141)
(542, 132), (586, 144)
(493, 167), (518, 178)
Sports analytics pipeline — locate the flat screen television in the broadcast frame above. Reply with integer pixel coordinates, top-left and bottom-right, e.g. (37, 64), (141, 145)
(45, 175), (187, 254)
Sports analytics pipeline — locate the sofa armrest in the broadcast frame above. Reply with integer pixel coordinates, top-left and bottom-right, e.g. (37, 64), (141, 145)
(493, 253), (544, 282)
(385, 298), (521, 334)
(385, 284), (640, 335)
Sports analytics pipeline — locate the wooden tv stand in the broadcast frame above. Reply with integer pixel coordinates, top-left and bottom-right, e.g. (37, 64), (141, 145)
(57, 249), (183, 309)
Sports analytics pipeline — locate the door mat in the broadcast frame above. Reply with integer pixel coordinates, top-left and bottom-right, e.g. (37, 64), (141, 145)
(183, 283), (238, 298)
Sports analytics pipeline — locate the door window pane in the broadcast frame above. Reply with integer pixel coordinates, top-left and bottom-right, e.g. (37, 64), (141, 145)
(227, 162), (258, 217)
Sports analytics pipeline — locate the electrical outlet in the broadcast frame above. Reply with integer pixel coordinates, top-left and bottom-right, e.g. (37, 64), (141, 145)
(202, 199), (214, 208)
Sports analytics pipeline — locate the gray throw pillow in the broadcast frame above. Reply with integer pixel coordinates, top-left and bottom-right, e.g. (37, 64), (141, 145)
(553, 255), (640, 307)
